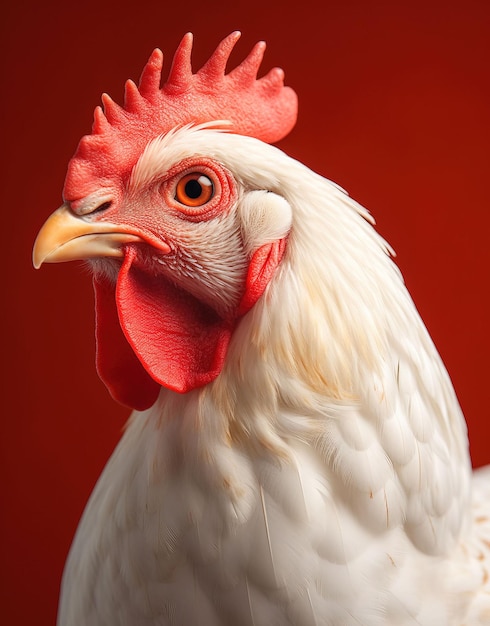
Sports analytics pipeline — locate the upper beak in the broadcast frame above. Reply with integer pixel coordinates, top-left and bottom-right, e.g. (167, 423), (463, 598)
(32, 203), (144, 269)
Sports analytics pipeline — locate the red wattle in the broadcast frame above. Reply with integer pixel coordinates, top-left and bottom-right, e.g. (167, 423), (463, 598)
(94, 274), (161, 410)
(115, 247), (233, 396)
(238, 238), (287, 316)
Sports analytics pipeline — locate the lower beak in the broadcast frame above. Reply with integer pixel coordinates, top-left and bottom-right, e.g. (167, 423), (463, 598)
(32, 203), (143, 269)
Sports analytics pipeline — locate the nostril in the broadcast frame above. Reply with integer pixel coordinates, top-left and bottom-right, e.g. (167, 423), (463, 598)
(93, 201), (112, 213)
(67, 195), (114, 216)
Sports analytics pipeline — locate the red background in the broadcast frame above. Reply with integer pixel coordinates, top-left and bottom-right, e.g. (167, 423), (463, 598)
(2, 0), (489, 623)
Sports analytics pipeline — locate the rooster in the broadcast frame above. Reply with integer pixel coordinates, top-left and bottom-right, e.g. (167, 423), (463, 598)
(33, 32), (490, 626)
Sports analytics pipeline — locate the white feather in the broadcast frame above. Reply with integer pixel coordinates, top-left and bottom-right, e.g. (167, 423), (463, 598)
(58, 127), (490, 625)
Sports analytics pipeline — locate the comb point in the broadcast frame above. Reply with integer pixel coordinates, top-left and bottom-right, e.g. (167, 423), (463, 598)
(101, 93), (126, 125)
(228, 40), (266, 84)
(260, 67), (286, 92)
(92, 106), (111, 134)
(124, 79), (142, 112)
(200, 31), (242, 80)
(166, 32), (193, 91)
(139, 49), (164, 97)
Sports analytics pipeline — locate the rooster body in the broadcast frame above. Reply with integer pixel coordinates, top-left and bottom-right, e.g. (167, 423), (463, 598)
(34, 35), (490, 626)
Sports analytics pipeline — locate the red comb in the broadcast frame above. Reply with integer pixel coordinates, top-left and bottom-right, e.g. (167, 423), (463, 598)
(63, 32), (298, 202)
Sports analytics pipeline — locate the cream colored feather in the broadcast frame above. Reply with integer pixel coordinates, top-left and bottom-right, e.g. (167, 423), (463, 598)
(58, 127), (490, 625)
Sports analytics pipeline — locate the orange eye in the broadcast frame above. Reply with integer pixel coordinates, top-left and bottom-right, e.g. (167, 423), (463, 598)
(175, 173), (214, 207)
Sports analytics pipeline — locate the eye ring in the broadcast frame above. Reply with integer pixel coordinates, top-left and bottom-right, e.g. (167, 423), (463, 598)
(175, 173), (214, 208)
(162, 158), (235, 222)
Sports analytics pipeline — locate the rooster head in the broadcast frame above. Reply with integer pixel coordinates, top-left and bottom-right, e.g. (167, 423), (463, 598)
(33, 33), (297, 410)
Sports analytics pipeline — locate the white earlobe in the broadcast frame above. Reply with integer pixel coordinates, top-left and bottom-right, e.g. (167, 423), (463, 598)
(239, 190), (293, 255)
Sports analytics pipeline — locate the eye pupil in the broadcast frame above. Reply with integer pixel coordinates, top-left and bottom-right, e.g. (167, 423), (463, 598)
(185, 179), (204, 199)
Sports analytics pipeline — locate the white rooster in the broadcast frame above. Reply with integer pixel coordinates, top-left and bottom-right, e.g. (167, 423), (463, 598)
(33, 32), (490, 626)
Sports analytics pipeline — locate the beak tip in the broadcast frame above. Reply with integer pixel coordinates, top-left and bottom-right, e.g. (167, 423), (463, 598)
(32, 238), (45, 269)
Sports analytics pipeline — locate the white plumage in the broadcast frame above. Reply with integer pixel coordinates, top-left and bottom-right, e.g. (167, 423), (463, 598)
(37, 127), (490, 625)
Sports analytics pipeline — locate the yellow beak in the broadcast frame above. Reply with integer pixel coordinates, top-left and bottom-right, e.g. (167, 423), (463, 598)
(32, 203), (143, 269)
